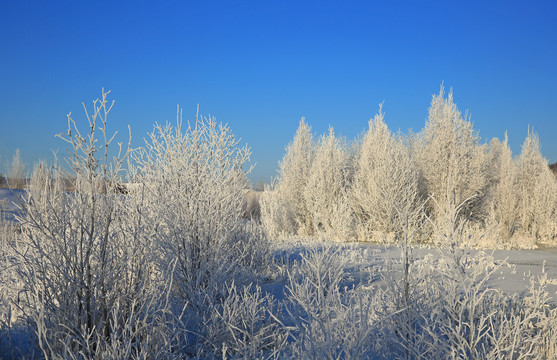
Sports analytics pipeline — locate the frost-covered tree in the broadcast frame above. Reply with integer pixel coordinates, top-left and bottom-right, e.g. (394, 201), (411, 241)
(267, 118), (315, 236)
(352, 105), (422, 243)
(8, 149), (26, 189)
(259, 180), (292, 239)
(415, 86), (489, 235)
(514, 129), (557, 245)
(483, 135), (523, 247)
(304, 127), (354, 241)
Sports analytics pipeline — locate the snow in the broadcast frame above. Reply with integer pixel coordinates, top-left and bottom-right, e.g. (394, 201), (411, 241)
(0, 188), (26, 223)
(266, 240), (557, 305)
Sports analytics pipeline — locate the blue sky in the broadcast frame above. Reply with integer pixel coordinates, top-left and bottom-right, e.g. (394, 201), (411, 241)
(1, 1), (556, 183)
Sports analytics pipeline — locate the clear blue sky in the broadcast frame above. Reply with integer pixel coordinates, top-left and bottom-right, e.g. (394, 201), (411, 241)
(1, 1), (556, 183)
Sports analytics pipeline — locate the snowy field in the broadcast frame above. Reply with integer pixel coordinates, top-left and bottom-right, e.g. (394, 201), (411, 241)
(379, 245), (557, 305)
(490, 247), (557, 304)
(265, 239), (557, 304)
(0, 188), (25, 223)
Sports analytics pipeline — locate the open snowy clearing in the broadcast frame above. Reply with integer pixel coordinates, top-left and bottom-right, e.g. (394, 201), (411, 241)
(266, 240), (557, 306)
(0, 188), (25, 223)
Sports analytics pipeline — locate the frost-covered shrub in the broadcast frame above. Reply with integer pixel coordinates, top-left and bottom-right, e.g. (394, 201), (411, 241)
(377, 243), (555, 359)
(0, 222), (30, 359)
(376, 252), (444, 359)
(537, 303), (557, 359)
(285, 244), (378, 359)
(198, 282), (287, 359)
(14, 90), (178, 359)
(130, 108), (272, 356)
(371, 193), (556, 359)
(272, 235), (557, 359)
(433, 252), (507, 359)
(485, 273), (556, 359)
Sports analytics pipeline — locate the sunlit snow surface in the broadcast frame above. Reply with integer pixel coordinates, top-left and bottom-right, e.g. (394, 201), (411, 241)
(268, 239), (557, 306)
(0, 188), (26, 223)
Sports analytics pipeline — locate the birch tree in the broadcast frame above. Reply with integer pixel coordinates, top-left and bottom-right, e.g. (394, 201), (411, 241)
(415, 85), (489, 237)
(352, 105), (422, 243)
(484, 135), (522, 247)
(304, 127), (354, 241)
(515, 129), (557, 245)
(273, 118), (315, 236)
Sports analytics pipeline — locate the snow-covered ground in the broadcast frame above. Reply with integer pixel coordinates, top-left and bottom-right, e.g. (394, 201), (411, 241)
(490, 247), (557, 304)
(375, 245), (557, 304)
(0, 188), (25, 223)
(267, 240), (557, 305)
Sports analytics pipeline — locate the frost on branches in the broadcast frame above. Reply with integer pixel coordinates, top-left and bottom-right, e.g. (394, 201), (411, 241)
(131, 107), (269, 305)
(261, 85), (557, 248)
(2, 85), (557, 359)
(352, 104), (422, 243)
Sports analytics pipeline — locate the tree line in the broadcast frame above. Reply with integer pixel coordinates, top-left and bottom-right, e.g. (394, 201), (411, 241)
(261, 85), (557, 248)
